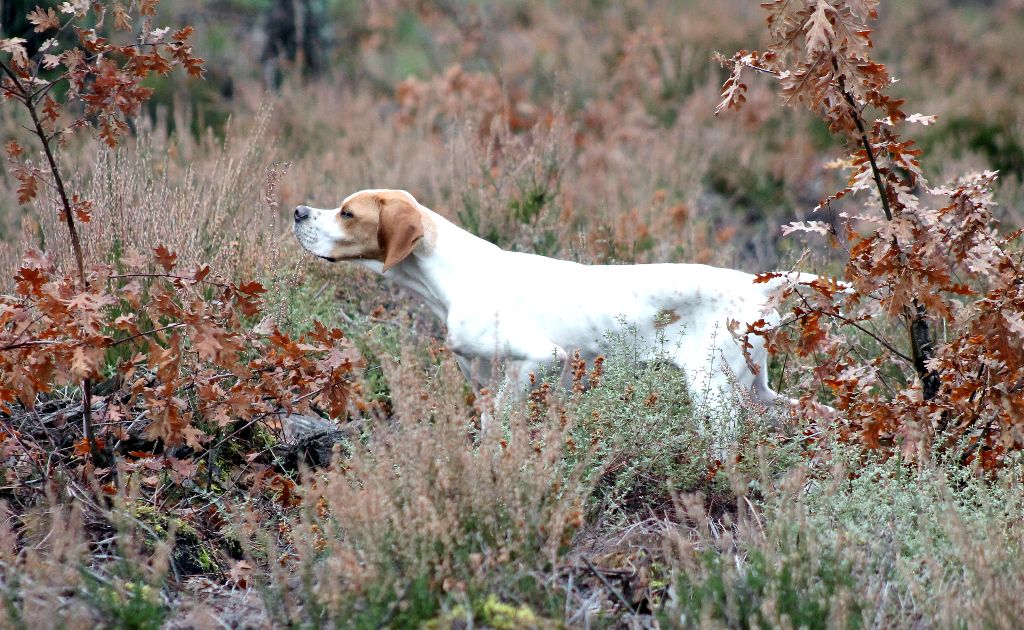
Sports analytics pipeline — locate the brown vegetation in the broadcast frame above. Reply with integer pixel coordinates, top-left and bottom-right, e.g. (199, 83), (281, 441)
(1, 0), (1023, 627)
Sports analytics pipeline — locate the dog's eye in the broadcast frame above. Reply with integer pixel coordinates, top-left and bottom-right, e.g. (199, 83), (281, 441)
(340, 208), (354, 219)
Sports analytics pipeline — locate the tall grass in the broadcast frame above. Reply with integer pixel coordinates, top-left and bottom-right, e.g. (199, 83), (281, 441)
(0, 493), (173, 629)
(2, 1), (1023, 626)
(249, 347), (589, 627)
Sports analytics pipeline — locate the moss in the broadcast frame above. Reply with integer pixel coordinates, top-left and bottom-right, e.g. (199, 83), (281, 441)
(131, 504), (169, 537)
(477, 595), (552, 629)
(171, 518), (199, 543)
(129, 503), (220, 576)
(250, 425), (278, 451)
(423, 595), (556, 630)
(192, 547), (219, 573)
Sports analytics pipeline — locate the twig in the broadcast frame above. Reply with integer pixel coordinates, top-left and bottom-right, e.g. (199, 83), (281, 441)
(0, 419), (47, 484)
(11, 49), (102, 466)
(2, 322), (187, 353)
(581, 556), (636, 614)
(833, 55), (938, 399)
(0, 339), (62, 352)
(833, 57), (892, 222)
(0, 59), (23, 93)
(108, 323), (187, 348)
(108, 273), (233, 289)
(82, 379), (101, 464)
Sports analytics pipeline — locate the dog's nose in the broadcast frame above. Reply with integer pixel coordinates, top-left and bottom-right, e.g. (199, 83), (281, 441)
(294, 205), (310, 222)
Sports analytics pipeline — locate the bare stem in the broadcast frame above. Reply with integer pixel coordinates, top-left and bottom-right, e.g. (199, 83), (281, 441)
(11, 62), (99, 462)
(832, 56), (938, 400)
(26, 98), (86, 284)
(82, 379), (102, 464)
(837, 86), (893, 221)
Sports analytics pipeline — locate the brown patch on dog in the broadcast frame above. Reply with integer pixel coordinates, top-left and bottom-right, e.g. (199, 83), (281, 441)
(654, 308), (681, 329)
(319, 189), (433, 267)
(375, 193), (425, 272)
(334, 194), (382, 259)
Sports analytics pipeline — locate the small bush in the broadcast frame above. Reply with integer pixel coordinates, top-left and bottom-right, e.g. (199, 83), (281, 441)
(250, 351), (588, 627)
(665, 442), (1024, 629)
(562, 324), (796, 520)
(0, 497), (172, 630)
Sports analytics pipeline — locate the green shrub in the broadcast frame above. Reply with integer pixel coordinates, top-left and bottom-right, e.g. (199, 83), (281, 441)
(566, 323), (795, 519)
(250, 353), (588, 628)
(666, 443), (1024, 628)
(673, 542), (862, 629)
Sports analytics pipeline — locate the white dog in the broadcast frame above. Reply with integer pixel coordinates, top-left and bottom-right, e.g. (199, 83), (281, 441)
(294, 189), (807, 411)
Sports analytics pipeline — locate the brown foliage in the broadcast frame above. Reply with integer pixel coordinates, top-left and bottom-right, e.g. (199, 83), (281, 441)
(720, 1), (1024, 468)
(0, 246), (361, 451)
(0, 2), (361, 505)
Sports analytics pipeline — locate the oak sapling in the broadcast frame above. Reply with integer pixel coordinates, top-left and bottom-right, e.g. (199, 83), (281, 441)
(1, 3), (361, 482)
(1, 1), (206, 464)
(718, 0), (1023, 468)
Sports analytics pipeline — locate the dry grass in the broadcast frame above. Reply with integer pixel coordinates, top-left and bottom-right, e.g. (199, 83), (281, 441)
(1, 0), (1024, 627)
(0, 490), (174, 629)
(245, 345), (589, 627)
(663, 448), (1024, 629)
(1, 105), (292, 284)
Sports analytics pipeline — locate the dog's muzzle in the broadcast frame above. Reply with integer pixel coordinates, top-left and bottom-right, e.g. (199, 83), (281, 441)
(293, 206), (338, 262)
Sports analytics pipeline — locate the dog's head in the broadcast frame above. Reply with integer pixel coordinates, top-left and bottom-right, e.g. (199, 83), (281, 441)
(293, 189), (425, 272)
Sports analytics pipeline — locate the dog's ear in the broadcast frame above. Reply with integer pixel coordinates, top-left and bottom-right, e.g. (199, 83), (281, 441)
(377, 195), (424, 272)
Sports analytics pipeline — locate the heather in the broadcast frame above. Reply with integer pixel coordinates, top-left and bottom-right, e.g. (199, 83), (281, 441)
(1, 1), (1023, 627)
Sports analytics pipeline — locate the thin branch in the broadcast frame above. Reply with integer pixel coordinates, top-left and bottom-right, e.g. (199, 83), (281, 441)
(108, 273), (233, 289)
(0, 83), (24, 100)
(15, 53), (97, 465)
(82, 379), (102, 463)
(829, 56), (940, 399)
(0, 339), (62, 352)
(1, 312), (48, 350)
(7, 158), (65, 195)
(28, 14), (79, 85)
(24, 89), (85, 284)
(582, 556), (637, 614)
(0, 419), (47, 481)
(777, 290), (914, 366)
(29, 75), (65, 102)
(0, 58), (24, 92)
(833, 59), (893, 222)
(108, 323), (187, 348)
(3, 322), (186, 353)
(826, 310), (913, 365)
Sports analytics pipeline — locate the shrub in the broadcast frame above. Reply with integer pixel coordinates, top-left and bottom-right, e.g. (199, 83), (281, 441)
(665, 443), (1024, 628)
(563, 324), (796, 520)
(250, 351), (587, 627)
(718, 0), (1024, 468)
(0, 494), (173, 629)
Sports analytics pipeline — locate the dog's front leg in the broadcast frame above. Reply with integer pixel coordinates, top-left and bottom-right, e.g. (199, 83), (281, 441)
(486, 347), (568, 430)
(452, 352), (500, 433)
(454, 347), (567, 434)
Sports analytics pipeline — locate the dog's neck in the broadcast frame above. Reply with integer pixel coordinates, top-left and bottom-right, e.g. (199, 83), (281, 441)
(357, 205), (499, 320)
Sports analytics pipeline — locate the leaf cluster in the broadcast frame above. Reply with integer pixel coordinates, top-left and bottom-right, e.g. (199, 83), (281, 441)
(719, 1), (1024, 469)
(2, 1), (203, 156)
(0, 245), (361, 485)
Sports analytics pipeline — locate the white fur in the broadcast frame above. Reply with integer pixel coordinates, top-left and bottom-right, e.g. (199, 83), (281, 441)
(295, 189), (806, 413)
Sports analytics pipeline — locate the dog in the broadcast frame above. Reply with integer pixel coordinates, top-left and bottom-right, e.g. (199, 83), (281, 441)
(293, 189), (809, 414)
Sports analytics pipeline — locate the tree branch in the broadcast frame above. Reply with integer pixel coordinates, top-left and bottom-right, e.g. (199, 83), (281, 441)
(831, 56), (939, 400)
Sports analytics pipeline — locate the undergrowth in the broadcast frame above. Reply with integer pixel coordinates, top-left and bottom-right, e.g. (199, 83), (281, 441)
(2, 0), (1023, 627)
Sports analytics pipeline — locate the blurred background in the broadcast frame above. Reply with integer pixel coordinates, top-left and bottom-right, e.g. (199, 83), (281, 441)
(1, 0), (1022, 281)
